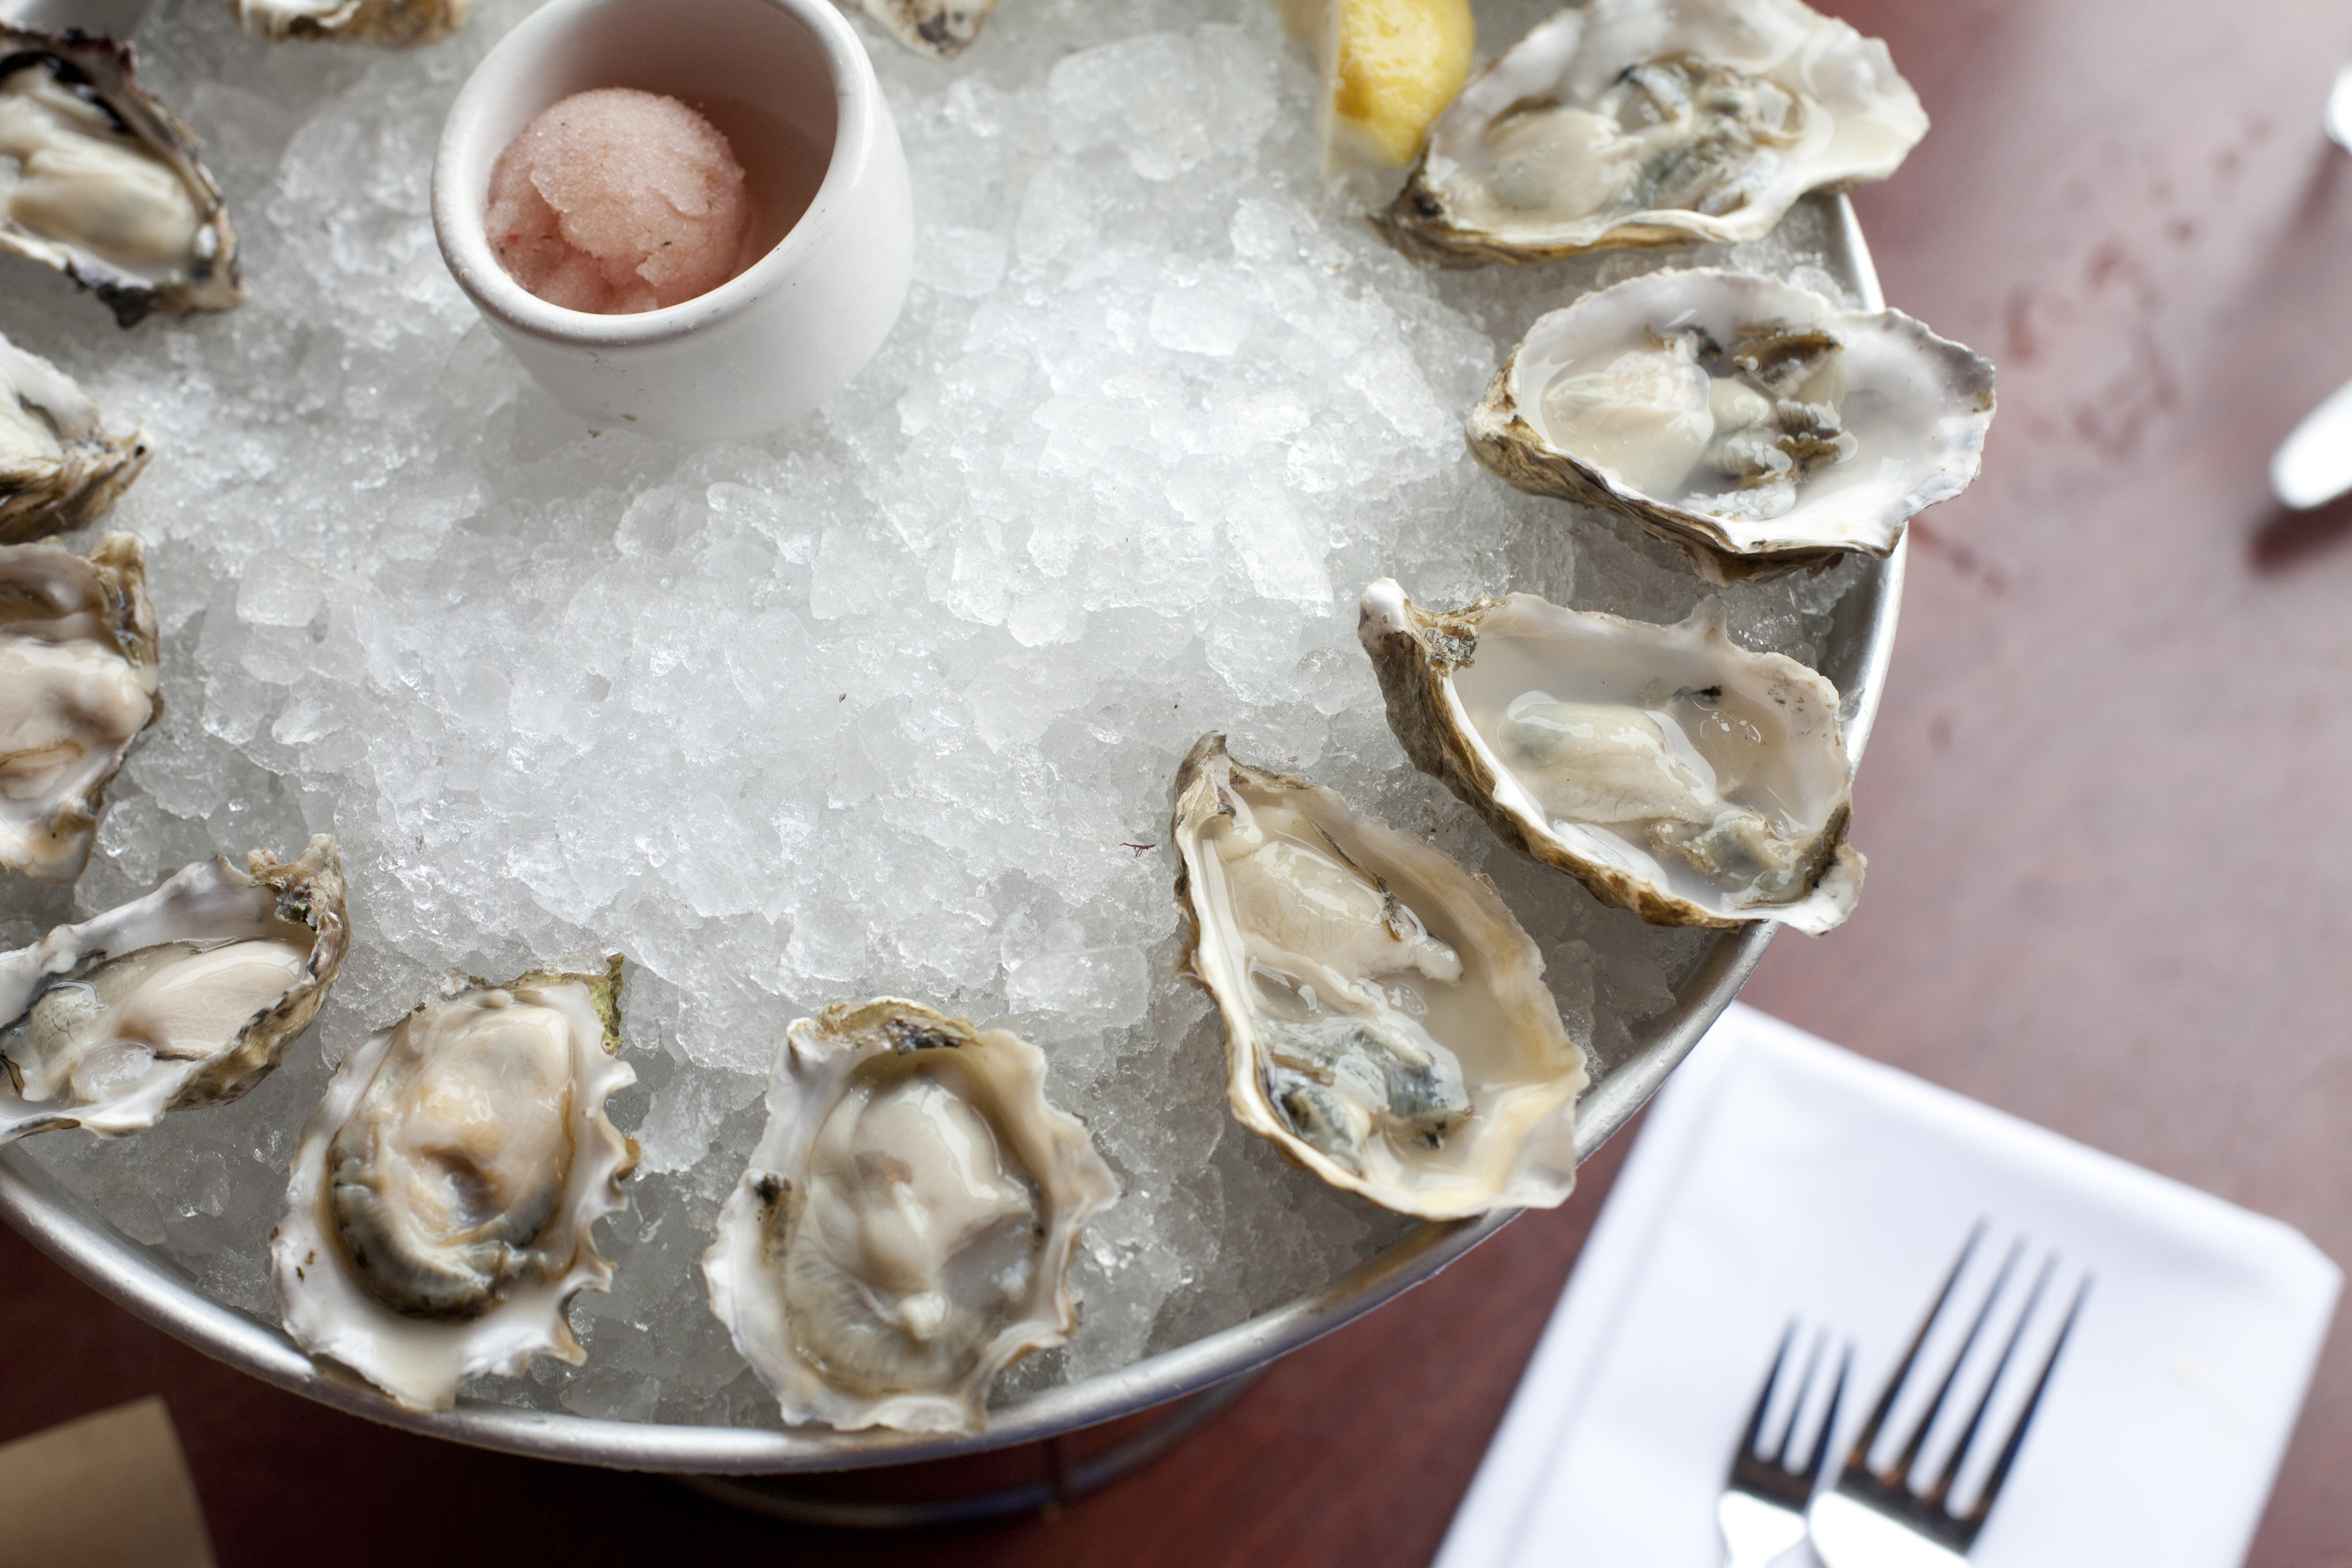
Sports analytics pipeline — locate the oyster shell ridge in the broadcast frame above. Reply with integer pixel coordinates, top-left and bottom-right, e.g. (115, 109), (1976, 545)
(1170, 733), (1587, 1218)
(0, 29), (244, 325)
(269, 954), (636, 1412)
(229, 0), (469, 46)
(0, 532), (163, 883)
(0, 834), (348, 1142)
(702, 996), (1117, 1436)
(1358, 579), (1865, 933)
(0, 334), (151, 542)
(1376, 0), (1928, 267)
(1465, 269), (1996, 580)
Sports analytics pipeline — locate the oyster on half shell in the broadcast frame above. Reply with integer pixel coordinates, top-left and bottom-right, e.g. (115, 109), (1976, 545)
(271, 959), (637, 1413)
(854, 0), (994, 58)
(0, 532), (161, 882)
(228, 0), (469, 46)
(1468, 269), (1995, 581)
(0, 29), (242, 326)
(0, 331), (148, 542)
(1378, 0), (1925, 266)
(0, 836), (348, 1143)
(1359, 580), (1863, 933)
(1170, 734), (1586, 1218)
(703, 998), (1117, 1435)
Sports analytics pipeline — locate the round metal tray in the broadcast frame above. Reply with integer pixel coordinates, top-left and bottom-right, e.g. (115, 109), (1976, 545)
(0, 198), (1900, 1477)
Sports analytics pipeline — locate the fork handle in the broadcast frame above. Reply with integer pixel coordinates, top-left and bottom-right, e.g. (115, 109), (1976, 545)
(1808, 1492), (1970, 1568)
(1719, 1495), (1809, 1568)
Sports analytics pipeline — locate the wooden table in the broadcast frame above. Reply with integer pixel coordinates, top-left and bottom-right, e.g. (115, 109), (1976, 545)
(8, 0), (2351, 1560)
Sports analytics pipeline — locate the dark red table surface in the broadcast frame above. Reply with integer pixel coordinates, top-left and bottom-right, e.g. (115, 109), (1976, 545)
(9, 0), (2352, 1562)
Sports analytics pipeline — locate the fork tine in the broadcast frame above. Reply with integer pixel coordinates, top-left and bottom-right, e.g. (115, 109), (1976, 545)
(1926, 1253), (2054, 1507)
(1798, 1343), (1851, 1486)
(1741, 1320), (1798, 1459)
(1770, 1329), (1829, 1465)
(1887, 1238), (2024, 1480)
(1963, 1273), (2091, 1525)
(1844, 1220), (1987, 1472)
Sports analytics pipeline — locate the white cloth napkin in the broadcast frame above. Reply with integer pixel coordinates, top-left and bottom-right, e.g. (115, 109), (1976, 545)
(1434, 1004), (2340, 1568)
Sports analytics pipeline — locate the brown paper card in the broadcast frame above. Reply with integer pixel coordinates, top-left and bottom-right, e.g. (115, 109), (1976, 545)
(0, 1396), (218, 1568)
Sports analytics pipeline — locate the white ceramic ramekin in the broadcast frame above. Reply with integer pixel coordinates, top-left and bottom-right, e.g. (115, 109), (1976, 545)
(431, 0), (912, 441)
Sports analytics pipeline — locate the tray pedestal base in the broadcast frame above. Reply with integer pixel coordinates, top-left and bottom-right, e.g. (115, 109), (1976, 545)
(679, 1371), (1258, 1529)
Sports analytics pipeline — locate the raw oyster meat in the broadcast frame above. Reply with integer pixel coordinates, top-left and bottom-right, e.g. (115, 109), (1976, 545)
(0, 836), (348, 1143)
(1169, 734), (1586, 1218)
(272, 959), (637, 1413)
(0, 532), (160, 882)
(0, 29), (242, 326)
(228, 0), (468, 46)
(1468, 269), (1995, 579)
(1359, 580), (1862, 933)
(1379, 0), (1926, 266)
(703, 998), (1117, 1435)
(0, 331), (148, 542)
(855, 0), (994, 58)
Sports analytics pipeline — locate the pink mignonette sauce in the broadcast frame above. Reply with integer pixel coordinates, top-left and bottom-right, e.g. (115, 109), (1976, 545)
(485, 87), (824, 315)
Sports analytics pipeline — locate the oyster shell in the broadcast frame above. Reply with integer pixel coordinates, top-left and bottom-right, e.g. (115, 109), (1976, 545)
(228, 0), (468, 46)
(0, 331), (148, 542)
(271, 958), (637, 1413)
(854, 0), (993, 58)
(1170, 734), (1586, 1218)
(0, 836), (348, 1143)
(1378, 0), (1926, 266)
(0, 29), (242, 326)
(1468, 269), (1995, 580)
(703, 998), (1116, 1435)
(1359, 580), (1863, 933)
(0, 532), (160, 882)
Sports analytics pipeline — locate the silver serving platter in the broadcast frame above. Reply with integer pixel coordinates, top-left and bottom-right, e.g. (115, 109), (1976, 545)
(0, 197), (1899, 1475)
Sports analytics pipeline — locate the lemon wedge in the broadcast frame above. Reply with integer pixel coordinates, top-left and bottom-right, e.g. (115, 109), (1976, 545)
(1279, 0), (1475, 172)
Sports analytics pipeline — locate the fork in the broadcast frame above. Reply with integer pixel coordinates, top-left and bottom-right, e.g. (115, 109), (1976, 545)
(1808, 1228), (2091, 1566)
(1720, 1322), (1850, 1568)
